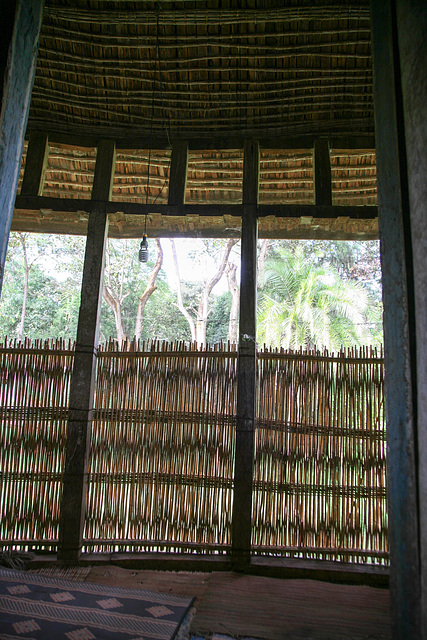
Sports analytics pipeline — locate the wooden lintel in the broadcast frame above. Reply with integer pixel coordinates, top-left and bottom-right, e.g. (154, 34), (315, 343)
(168, 140), (188, 206)
(14, 196), (378, 220)
(20, 131), (49, 196)
(314, 138), (332, 206)
(258, 204), (378, 219)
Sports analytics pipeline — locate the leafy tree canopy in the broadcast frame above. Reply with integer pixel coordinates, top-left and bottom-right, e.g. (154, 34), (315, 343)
(257, 242), (382, 350)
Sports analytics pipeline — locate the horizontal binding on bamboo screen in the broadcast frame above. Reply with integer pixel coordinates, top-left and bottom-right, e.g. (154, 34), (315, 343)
(0, 339), (387, 565)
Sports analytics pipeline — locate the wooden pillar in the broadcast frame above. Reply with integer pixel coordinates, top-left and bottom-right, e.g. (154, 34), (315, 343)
(58, 139), (115, 564)
(231, 139), (259, 568)
(314, 138), (332, 206)
(20, 130), (49, 196)
(371, 1), (420, 637)
(396, 1), (427, 636)
(168, 140), (188, 206)
(0, 0), (44, 293)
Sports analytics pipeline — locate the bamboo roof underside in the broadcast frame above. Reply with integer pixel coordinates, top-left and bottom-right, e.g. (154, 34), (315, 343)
(15, 0), (378, 239)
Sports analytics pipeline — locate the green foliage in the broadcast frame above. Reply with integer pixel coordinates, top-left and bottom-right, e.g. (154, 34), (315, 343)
(206, 292), (232, 344)
(0, 233), (85, 341)
(138, 283), (190, 343)
(0, 233), (383, 349)
(257, 242), (383, 350)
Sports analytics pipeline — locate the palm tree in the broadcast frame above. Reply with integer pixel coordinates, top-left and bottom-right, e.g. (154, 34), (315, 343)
(257, 245), (374, 350)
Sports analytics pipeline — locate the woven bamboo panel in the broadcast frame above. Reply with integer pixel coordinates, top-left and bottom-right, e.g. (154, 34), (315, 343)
(0, 340), (387, 564)
(254, 346), (387, 564)
(0, 339), (73, 551)
(84, 340), (238, 553)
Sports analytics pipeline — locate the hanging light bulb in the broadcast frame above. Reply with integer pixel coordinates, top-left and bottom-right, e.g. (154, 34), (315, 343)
(139, 234), (149, 264)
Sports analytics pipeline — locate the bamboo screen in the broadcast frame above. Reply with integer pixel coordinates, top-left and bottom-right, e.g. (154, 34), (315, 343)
(84, 341), (237, 553)
(0, 340), (387, 564)
(0, 339), (73, 551)
(254, 346), (387, 564)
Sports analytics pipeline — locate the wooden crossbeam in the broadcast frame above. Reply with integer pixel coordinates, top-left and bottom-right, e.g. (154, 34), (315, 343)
(20, 131), (49, 196)
(168, 140), (188, 206)
(23, 129), (376, 152)
(14, 195), (378, 220)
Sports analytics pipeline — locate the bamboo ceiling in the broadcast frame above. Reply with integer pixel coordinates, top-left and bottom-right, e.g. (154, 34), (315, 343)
(15, 0), (377, 239)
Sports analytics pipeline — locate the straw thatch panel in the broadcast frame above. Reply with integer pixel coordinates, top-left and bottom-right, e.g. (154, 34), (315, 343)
(112, 149), (172, 205)
(331, 150), (377, 206)
(42, 144), (97, 200)
(13, 2), (378, 239)
(13, 143), (378, 239)
(186, 150), (244, 205)
(259, 150), (314, 205)
(17, 144), (377, 209)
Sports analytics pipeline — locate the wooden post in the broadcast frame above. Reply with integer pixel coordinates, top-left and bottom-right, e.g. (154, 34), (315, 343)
(0, 0), (44, 294)
(314, 138), (332, 206)
(20, 130), (49, 196)
(371, 1), (420, 637)
(58, 139), (115, 564)
(232, 139), (259, 568)
(395, 0), (427, 636)
(168, 140), (188, 206)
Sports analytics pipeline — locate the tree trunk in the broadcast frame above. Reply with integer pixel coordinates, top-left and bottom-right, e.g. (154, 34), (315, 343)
(170, 239), (196, 342)
(227, 262), (239, 344)
(134, 239), (163, 341)
(195, 238), (239, 346)
(103, 284), (127, 344)
(17, 234), (29, 342)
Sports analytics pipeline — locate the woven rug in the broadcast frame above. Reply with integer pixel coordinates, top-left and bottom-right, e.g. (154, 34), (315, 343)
(0, 568), (194, 640)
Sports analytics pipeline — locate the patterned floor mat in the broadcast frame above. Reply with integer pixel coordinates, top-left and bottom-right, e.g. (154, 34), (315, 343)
(0, 568), (194, 640)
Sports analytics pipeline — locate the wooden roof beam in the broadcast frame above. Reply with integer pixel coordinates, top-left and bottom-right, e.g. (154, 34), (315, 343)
(314, 138), (332, 207)
(23, 129), (376, 153)
(20, 131), (49, 196)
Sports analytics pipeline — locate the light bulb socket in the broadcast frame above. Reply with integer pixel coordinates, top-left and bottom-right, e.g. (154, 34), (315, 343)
(139, 235), (149, 263)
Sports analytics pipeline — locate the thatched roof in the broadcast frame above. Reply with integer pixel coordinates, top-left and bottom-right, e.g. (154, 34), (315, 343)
(14, 0), (377, 239)
(28, 0), (373, 143)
